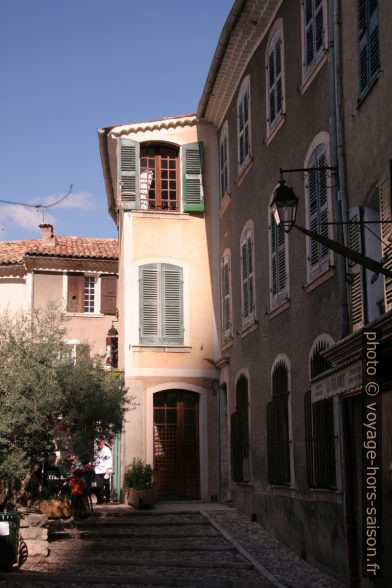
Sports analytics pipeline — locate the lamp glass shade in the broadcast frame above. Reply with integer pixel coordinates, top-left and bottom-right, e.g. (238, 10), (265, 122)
(271, 181), (298, 230)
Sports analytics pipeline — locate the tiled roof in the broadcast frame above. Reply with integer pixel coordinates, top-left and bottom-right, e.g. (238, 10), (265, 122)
(0, 236), (119, 266)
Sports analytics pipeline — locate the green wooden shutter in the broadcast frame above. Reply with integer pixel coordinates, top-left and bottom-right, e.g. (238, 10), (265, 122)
(182, 142), (204, 212)
(348, 207), (365, 331)
(117, 138), (140, 210)
(162, 264), (183, 344)
(139, 264), (159, 344)
(379, 162), (392, 312)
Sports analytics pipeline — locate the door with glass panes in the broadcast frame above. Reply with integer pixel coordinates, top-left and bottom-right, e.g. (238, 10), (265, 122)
(153, 390), (200, 500)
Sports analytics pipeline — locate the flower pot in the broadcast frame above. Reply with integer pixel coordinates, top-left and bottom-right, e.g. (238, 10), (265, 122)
(127, 487), (156, 509)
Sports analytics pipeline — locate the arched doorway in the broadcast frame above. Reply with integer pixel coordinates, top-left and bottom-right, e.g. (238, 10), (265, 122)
(153, 390), (200, 500)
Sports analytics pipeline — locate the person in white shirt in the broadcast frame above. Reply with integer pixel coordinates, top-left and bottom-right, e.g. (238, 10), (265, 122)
(94, 438), (113, 504)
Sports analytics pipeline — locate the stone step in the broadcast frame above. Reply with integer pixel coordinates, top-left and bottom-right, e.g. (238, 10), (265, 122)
(41, 557), (254, 570)
(79, 529), (220, 539)
(49, 543), (236, 552)
(75, 519), (210, 528)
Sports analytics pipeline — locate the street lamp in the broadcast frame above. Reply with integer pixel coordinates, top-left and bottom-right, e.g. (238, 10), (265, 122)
(270, 168), (392, 279)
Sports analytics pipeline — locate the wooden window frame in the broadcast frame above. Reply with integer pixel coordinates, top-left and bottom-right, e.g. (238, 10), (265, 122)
(267, 360), (291, 486)
(140, 146), (180, 212)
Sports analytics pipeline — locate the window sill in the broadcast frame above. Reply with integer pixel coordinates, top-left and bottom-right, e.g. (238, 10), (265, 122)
(269, 485), (296, 497)
(303, 266), (335, 293)
(239, 320), (258, 338)
(269, 298), (290, 319)
(66, 312), (105, 318)
(133, 345), (191, 353)
(221, 337), (233, 351)
(265, 114), (286, 146)
(235, 156), (253, 188)
(300, 51), (328, 95)
(219, 193), (231, 217)
(131, 211), (190, 220)
(308, 488), (342, 503)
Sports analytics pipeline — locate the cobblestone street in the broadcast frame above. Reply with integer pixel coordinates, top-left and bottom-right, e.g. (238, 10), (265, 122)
(0, 503), (346, 587)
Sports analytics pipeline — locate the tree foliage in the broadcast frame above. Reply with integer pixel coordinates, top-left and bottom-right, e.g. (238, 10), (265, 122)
(0, 304), (128, 499)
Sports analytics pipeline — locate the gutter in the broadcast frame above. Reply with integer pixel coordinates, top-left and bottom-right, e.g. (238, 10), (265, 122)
(197, 0), (246, 119)
(98, 128), (117, 222)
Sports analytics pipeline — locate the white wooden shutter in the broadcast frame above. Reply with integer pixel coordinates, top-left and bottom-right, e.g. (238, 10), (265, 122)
(222, 255), (232, 340)
(379, 163), (392, 311)
(348, 207), (365, 330)
(118, 138), (140, 210)
(305, 0), (324, 69)
(308, 147), (329, 276)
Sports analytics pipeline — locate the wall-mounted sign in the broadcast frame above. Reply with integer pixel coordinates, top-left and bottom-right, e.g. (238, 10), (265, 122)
(0, 521), (10, 536)
(311, 362), (361, 402)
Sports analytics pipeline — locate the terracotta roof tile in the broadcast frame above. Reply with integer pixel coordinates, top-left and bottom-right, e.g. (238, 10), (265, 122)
(0, 236), (118, 265)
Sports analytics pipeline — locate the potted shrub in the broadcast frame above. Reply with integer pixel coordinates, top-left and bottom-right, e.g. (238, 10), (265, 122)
(125, 458), (155, 509)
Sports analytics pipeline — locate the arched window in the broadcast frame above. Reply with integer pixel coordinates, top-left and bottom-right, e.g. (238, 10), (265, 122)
(231, 375), (250, 482)
(305, 337), (336, 489)
(267, 359), (291, 485)
(269, 206), (288, 308)
(140, 145), (179, 211)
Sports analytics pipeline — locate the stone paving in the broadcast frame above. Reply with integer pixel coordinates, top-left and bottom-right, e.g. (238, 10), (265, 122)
(0, 501), (347, 587)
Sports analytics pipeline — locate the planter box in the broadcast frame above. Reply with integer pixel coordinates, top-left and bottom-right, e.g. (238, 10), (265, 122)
(127, 488), (156, 509)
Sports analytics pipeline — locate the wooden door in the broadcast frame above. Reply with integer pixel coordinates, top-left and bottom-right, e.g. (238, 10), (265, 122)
(153, 390), (200, 500)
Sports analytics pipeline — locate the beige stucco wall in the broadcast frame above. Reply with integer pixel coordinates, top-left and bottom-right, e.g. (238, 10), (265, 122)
(0, 277), (28, 312)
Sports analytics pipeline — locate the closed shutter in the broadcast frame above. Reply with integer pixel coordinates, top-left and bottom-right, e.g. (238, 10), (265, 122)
(101, 275), (117, 315)
(348, 207), (365, 330)
(305, 0), (324, 69)
(222, 255), (231, 340)
(182, 142), (204, 212)
(358, 0), (380, 96)
(379, 162), (392, 311)
(67, 274), (84, 312)
(241, 232), (255, 322)
(308, 147), (329, 274)
(139, 263), (183, 345)
(162, 264), (183, 344)
(117, 138), (140, 210)
(140, 264), (159, 344)
(270, 215), (287, 305)
(268, 34), (282, 127)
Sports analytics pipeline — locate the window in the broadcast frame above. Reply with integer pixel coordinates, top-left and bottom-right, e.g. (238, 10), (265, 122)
(237, 77), (251, 169)
(240, 225), (255, 325)
(118, 140), (204, 212)
(303, 0), (325, 72)
(305, 143), (331, 280)
(140, 145), (179, 211)
(67, 274), (117, 315)
(231, 375), (250, 482)
(269, 212), (288, 307)
(358, 0), (380, 98)
(219, 123), (229, 198)
(267, 360), (291, 486)
(305, 338), (336, 489)
(221, 252), (232, 341)
(139, 263), (183, 345)
(267, 29), (284, 131)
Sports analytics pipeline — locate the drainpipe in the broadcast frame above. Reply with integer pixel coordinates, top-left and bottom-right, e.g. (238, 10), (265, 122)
(329, 2), (356, 584)
(328, 0), (349, 340)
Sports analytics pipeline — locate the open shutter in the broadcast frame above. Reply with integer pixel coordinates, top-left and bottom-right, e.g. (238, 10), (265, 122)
(348, 207), (365, 330)
(162, 264), (183, 344)
(379, 162), (392, 312)
(222, 256), (231, 340)
(140, 264), (159, 344)
(182, 142), (204, 212)
(117, 138), (140, 210)
(67, 274), (84, 312)
(101, 275), (117, 315)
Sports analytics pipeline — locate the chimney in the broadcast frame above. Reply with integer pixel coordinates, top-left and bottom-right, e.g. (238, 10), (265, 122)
(39, 223), (54, 243)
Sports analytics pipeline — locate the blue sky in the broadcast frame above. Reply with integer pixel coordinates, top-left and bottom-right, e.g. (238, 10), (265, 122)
(0, 0), (232, 241)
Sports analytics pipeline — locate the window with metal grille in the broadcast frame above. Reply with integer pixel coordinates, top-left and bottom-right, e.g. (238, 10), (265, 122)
(139, 263), (183, 345)
(140, 146), (179, 211)
(305, 340), (336, 489)
(306, 144), (330, 278)
(219, 124), (229, 198)
(304, 0), (324, 71)
(221, 253), (232, 341)
(240, 227), (255, 325)
(357, 0), (380, 99)
(270, 213), (287, 307)
(267, 30), (283, 129)
(231, 376), (250, 482)
(237, 77), (251, 168)
(267, 360), (291, 486)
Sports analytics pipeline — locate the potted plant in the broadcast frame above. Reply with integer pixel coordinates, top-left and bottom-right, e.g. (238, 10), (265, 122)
(124, 458), (155, 509)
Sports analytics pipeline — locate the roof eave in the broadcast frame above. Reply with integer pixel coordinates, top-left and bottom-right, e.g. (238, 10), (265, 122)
(98, 127), (117, 223)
